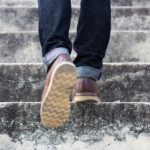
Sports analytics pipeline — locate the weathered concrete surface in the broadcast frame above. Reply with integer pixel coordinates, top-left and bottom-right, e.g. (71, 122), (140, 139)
(0, 63), (150, 102)
(0, 7), (38, 32)
(105, 31), (150, 62)
(112, 7), (150, 30)
(73, 0), (150, 6)
(73, 7), (150, 31)
(0, 31), (150, 63)
(0, 64), (45, 102)
(98, 63), (150, 102)
(1, 7), (150, 31)
(0, 32), (41, 63)
(0, 0), (37, 7)
(0, 102), (150, 141)
(0, 0), (150, 7)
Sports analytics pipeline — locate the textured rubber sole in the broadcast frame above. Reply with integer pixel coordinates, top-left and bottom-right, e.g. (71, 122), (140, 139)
(73, 96), (100, 103)
(40, 62), (76, 128)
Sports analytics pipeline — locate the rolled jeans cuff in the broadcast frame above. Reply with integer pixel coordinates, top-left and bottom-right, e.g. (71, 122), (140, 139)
(43, 47), (69, 72)
(77, 66), (101, 81)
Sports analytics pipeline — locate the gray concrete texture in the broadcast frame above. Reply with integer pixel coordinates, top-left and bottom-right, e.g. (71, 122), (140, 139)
(0, 0), (150, 6)
(0, 0), (150, 145)
(0, 102), (150, 141)
(0, 31), (150, 63)
(0, 7), (150, 31)
(0, 63), (150, 102)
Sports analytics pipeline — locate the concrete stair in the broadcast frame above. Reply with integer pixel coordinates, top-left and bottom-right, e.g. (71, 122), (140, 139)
(1, 7), (150, 31)
(0, 0), (150, 148)
(0, 31), (150, 63)
(0, 63), (150, 102)
(1, 102), (150, 141)
(0, 0), (150, 7)
(0, 6), (150, 63)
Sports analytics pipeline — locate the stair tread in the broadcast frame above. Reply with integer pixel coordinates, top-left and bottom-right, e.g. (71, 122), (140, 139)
(0, 63), (150, 102)
(0, 31), (150, 63)
(0, 0), (150, 7)
(0, 7), (150, 31)
(0, 102), (150, 140)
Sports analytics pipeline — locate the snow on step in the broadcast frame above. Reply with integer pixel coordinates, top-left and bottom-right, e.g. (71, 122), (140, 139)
(0, 63), (150, 102)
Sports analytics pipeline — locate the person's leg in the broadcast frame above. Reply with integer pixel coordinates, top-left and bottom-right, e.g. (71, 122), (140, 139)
(38, 0), (72, 71)
(73, 0), (111, 81)
(72, 0), (111, 102)
(38, 0), (77, 128)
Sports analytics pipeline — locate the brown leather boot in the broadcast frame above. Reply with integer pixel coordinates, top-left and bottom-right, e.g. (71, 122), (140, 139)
(40, 54), (76, 128)
(72, 78), (101, 103)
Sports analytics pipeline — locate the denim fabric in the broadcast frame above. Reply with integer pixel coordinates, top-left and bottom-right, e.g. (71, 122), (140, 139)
(77, 66), (101, 81)
(38, 0), (111, 80)
(43, 47), (69, 71)
(38, 0), (72, 56)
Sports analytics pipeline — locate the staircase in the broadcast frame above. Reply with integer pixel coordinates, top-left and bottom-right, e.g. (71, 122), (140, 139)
(0, 0), (150, 149)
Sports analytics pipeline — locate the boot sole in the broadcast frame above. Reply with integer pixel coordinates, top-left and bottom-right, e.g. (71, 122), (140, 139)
(40, 62), (76, 128)
(73, 96), (100, 103)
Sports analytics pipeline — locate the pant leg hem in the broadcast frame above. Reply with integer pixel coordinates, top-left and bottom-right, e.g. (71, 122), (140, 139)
(43, 47), (69, 72)
(77, 66), (101, 81)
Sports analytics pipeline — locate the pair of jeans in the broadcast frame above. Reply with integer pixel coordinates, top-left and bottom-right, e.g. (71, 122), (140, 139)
(38, 0), (111, 80)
